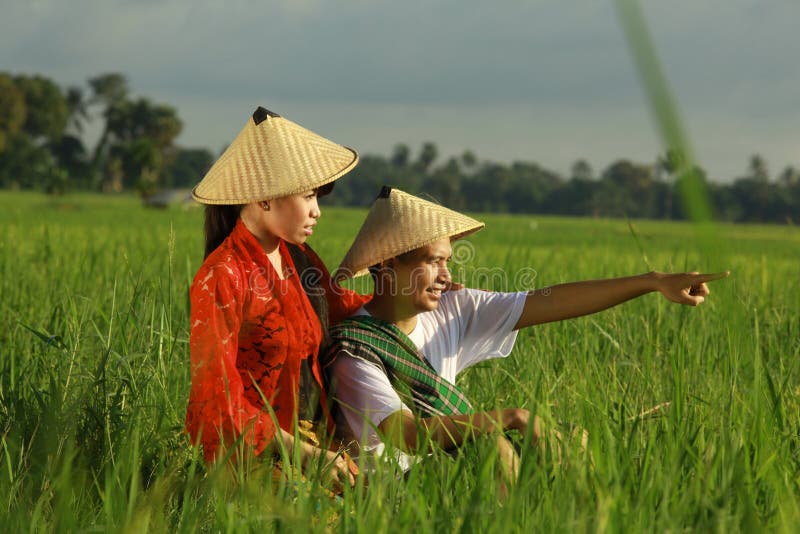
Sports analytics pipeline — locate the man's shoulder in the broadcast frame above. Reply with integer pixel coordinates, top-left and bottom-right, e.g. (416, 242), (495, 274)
(428, 287), (485, 316)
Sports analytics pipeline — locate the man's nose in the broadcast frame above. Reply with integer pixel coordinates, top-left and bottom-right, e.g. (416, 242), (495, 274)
(438, 265), (451, 282)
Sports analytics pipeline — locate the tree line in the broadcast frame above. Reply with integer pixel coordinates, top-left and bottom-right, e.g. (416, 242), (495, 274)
(1, 71), (798, 223)
(0, 71), (212, 196)
(328, 146), (800, 223)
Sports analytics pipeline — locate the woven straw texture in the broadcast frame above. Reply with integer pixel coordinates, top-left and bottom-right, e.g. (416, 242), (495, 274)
(335, 188), (484, 280)
(192, 112), (358, 204)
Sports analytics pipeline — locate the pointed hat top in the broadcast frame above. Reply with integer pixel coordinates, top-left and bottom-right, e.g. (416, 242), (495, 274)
(192, 107), (358, 204)
(335, 187), (484, 280)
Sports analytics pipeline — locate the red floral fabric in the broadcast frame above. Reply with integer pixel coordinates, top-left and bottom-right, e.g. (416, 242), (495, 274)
(185, 218), (369, 462)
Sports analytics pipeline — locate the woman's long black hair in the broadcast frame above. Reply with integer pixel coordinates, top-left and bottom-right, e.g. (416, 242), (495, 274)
(204, 204), (244, 259)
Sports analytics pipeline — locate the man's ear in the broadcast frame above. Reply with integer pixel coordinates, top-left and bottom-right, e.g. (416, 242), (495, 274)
(378, 259), (398, 284)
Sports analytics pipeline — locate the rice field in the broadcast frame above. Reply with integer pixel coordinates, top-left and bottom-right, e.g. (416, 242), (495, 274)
(1, 191), (798, 532)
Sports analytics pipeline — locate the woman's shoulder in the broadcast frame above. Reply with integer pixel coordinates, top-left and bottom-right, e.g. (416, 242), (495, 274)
(192, 247), (248, 291)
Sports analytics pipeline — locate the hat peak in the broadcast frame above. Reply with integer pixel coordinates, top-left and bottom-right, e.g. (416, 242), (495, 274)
(252, 106), (281, 125)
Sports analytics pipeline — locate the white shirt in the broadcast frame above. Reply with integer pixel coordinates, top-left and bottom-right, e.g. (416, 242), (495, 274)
(329, 288), (527, 467)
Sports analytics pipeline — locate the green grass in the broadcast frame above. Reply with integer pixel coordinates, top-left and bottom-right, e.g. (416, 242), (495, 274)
(1, 191), (799, 532)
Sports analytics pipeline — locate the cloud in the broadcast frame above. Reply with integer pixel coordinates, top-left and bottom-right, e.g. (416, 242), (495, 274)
(1, 0), (798, 180)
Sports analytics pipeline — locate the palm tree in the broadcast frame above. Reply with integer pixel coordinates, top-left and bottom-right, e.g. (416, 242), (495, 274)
(748, 154), (769, 182)
(88, 73), (128, 184)
(416, 142), (438, 173)
(65, 86), (89, 135)
(390, 143), (410, 168)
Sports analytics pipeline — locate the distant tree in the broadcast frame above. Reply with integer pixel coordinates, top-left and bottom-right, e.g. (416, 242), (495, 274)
(0, 73), (26, 153)
(505, 162), (562, 214)
(390, 143), (410, 169)
(547, 175), (599, 216)
(415, 142), (438, 173)
(45, 86), (92, 188)
(13, 75), (69, 143)
(93, 97), (182, 191)
(423, 157), (466, 210)
(460, 150), (478, 173)
(464, 163), (511, 212)
(114, 137), (162, 190)
(88, 73), (128, 107)
(88, 73), (129, 182)
(570, 159), (593, 181)
(596, 159), (657, 218)
(0, 73), (72, 190)
(163, 147), (214, 188)
(47, 134), (88, 186)
(44, 166), (70, 196)
(106, 98), (182, 148)
(723, 155), (776, 221)
(784, 167), (800, 223)
(103, 157), (124, 193)
(778, 166), (799, 188)
(0, 134), (56, 189)
(64, 86), (89, 135)
(333, 154), (391, 206)
(748, 154), (769, 182)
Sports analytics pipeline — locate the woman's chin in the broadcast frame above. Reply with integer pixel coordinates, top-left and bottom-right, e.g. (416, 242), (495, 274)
(282, 234), (307, 246)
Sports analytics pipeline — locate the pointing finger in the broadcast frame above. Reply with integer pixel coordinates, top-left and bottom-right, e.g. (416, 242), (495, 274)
(695, 271), (730, 283)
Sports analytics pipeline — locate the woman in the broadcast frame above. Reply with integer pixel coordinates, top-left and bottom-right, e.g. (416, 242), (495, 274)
(185, 106), (367, 490)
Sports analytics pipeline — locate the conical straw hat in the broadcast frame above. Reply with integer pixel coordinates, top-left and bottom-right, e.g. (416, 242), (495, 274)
(335, 187), (485, 280)
(192, 107), (358, 204)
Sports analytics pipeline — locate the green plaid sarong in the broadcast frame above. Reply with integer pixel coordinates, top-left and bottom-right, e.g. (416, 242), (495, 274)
(323, 315), (473, 416)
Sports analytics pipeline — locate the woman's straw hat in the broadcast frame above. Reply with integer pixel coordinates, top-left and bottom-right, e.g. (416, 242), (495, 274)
(334, 186), (485, 280)
(192, 107), (358, 204)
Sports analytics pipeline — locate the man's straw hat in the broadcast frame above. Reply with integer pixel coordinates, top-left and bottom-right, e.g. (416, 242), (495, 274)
(192, 107), (358, 204)
(335, 187), (485, 280)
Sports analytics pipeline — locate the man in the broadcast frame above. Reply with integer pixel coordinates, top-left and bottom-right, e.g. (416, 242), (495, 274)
(323, 186), (728, 484)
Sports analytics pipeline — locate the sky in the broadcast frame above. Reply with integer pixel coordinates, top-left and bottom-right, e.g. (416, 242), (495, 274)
(1, 0), (798, 183)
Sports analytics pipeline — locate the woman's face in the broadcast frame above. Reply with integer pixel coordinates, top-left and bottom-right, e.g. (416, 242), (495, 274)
(258, 190), (321, 245)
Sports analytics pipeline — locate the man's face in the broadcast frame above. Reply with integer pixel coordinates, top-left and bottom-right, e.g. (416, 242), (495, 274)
(391, 238), (452, 313)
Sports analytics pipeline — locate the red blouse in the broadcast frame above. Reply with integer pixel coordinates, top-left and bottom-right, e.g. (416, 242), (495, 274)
(185, 218), (369, 462)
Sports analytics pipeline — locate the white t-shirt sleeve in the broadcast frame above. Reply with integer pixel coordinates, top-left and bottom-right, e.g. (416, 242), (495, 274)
(329, 351), (410, 448)
(449, 288), (528, 374)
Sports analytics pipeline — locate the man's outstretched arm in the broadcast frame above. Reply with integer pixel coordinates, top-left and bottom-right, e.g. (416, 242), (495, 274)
(514, 271), (730, 329)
